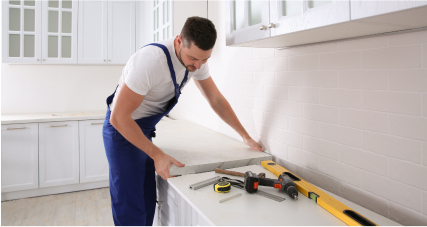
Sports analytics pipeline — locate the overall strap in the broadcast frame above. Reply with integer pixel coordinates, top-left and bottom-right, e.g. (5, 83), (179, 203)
(144, 43), (189, 97)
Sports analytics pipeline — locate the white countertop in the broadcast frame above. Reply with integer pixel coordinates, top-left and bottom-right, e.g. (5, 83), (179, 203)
(153, 120), (272, 176)
(1, 111), (107, 124)
(168, 165), (400, 226)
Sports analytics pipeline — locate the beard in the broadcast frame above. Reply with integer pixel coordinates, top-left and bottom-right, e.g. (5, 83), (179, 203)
(179, 48), (197, 72)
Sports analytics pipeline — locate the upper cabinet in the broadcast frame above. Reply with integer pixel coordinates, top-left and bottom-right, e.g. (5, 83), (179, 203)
(226, 0), (427, 48)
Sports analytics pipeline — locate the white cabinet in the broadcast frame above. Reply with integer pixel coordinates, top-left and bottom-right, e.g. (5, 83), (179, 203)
(351, 1), (427, 20)
(1, 123), (39, 193)
(2, 0), (42, 63)
(41, 0), (78, 64)
(78, 120), (109, 183)
(39, 121), (79, 188)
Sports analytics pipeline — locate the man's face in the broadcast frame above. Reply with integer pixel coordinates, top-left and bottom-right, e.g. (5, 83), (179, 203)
(179, 41), (213, 72)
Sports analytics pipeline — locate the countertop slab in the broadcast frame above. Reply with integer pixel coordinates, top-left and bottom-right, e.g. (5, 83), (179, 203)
(167, 165), (400, 226)
(1, 111), (107, 124)
(153, 120), (272, 176)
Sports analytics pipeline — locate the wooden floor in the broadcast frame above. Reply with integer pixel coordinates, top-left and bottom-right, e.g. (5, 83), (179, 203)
(1, 187), (114, 226)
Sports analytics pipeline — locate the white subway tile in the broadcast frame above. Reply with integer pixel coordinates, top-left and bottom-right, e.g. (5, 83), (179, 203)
(303, 135), (340, 161)
(275, 128), (303, 149)
(253, 48), (275, 59)
(253, 72), (275, 85)
(423, 191), (427, 215)
(244, 59), (263, 72)
(288, 55), (319, 71)
(304, 103), (339, 124)
(389, 30), (427, 46)
(301, 71), (339, 88)
(241, 119), (255, 134)
(235, 72), (253, 84)
(276, 100), (303, 117)
(230, 60), (244, 72)
(389, 69), (427, 92)
(389, 114), (427, 141)
(339, 69), (388, 90)
(319, 51), (361, 70)
(304, 168), (341, 195)
(320, 88), (361, 108)
(275, 71), (303, 86)
(274, 156), (305, 177)
(224, 72), (236, 83)
(264, 57), (288, 72)
(362, 131), (422, 164)
(339, 182), (389, 218)
(244, 84), (263, 97)
(264, 85), (288, 100)
(424, 142), (427, 166)
(423, 44), (427, 68)
(339, 108), (388, 133)
(424, 93), (427, 117)
(319, 157), (362, 187)
(223, 83), (244, 95)
(362, 171), (421, 212)
(264, 112), (288, 129)
(389, 158), (427, 191)
(263, 139), (287, 158)
(275, 47), (305, 57)
(289, 117), (320, 138)
(288, 87), (319, 104)
(340, 146), (388, 177)
(363, 90), (421, 116)
(300, 42), (339, 55)
(235, 95), (254, 108)
(339, 36), (389, 51)
(253, 123), (275, 140)
(288, 146), (320, 171)
(362, 45), (421, 69)
(320, 123), (361, 148)
(243, 108), (263, 123)
(389, 201), (427, 226)
(235, 47), (253, 61)
(254, 98), (275, 113)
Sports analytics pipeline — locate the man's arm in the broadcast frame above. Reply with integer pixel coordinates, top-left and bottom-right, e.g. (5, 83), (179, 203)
(110, 82), (185, 180)
(194, 77), (264, 151)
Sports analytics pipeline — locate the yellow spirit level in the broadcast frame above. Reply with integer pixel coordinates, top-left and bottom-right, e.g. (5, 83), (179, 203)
(261, 160), (377, 226)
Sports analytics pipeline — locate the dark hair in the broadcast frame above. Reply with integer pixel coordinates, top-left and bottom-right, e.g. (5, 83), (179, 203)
(180, 16), (217, 51)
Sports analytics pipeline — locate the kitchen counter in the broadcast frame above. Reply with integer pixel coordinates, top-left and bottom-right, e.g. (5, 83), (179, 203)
(166, 165), (400, 226)
(154, 120), (272, 176)
(1, 111), (106, 124)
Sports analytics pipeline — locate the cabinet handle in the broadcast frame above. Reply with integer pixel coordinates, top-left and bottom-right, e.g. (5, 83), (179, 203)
(7, 127), (26, 130)
(109, 60), (111, 62)
(267, 23), (276, 28)
(259, 25), (267, 30)
(43, 59), (45, 61)
(157, 200), (162, 205)
(37, 59), (40, 61)
(104, 59), (106, 62)
(91, 123), (103, 125)
(51, 124), (68, 127)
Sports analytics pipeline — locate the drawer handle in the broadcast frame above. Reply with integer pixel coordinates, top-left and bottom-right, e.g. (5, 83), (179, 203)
(7, 127), (26, 130)
(51, 124), (67, 127)
(91, 123), (103, 125)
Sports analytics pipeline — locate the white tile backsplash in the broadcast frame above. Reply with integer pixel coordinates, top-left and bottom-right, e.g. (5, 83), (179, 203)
(169, 5), (427, 223)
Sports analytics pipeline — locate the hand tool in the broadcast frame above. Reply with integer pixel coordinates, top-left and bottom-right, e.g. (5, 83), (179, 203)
(261, 160), (377, 226)
(215, 168), (265, 178)
(219, 193), (242, 203)
(214, 181), (231, 193)
(221, 177), (286, 202)
(244, 171), (298, 200)
(189, 176), (222, 190)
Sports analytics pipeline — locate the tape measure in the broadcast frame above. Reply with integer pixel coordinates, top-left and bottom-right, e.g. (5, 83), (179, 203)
(214, 181), (231, 193)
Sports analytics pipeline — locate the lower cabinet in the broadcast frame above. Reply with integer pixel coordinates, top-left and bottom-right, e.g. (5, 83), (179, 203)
(1, 123), (39, 193)
(156, 175), (212, 226)
(79, 120), (109, 183)
(39, 121), (80, 188)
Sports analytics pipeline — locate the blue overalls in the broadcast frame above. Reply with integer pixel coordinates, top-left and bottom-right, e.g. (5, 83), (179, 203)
(102, 43), (188, 226)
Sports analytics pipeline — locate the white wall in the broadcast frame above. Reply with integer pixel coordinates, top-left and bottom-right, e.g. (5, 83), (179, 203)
(169, 1), (427, 225)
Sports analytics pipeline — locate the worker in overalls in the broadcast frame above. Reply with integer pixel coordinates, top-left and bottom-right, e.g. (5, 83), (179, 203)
(103, 17), (264, 226)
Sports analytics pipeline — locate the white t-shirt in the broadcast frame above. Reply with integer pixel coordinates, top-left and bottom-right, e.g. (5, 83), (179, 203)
(110, 38), (211, 119)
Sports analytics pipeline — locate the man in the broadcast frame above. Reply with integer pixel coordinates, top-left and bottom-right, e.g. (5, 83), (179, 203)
(103, 17), (263, 226)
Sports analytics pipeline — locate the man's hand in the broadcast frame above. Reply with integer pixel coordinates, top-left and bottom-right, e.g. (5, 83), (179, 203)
(243, 137), (264, 152)
(153, 151), (185, 180)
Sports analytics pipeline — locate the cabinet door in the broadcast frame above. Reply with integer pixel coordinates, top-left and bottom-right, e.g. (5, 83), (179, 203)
(351, 1), (427, 20)
(1, 123), (39, 192)
(79, 120), (109, 183)
(226, 0), (270, 46)
(152, 0), (173, 43)
(2, 0), (41, 63)
(78, 1), (108, 64)
(41, 0), (78, 64)
(39, 121), (79, 188)
(270, 0), (350, 37)
(108, 1), (135, 64)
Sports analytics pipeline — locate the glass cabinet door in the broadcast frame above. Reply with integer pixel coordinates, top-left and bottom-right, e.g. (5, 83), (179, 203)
(2, 0), (41, 63)
(41, 0), (78, 64)
(153, 0), (172, 42)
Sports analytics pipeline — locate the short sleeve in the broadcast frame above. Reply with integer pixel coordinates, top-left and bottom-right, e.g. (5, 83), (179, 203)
(124, 52), (163, 96)
(192, 62), (211, 81)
